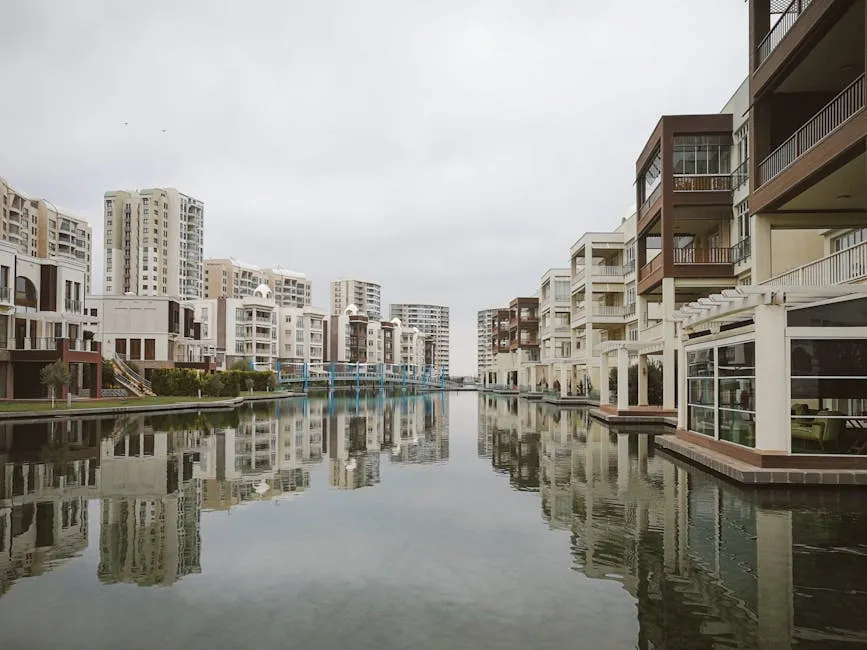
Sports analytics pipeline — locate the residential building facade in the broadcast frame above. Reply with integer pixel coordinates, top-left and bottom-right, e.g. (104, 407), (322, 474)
(388, 303), (450, 374)
(0, 176), (93, 293)
(330, 278), (382, 321)
(104, 188), (204, 299)
(85, 295), (214, 377)
(204, 258), (311, 308)
(0, 241), (102, 399)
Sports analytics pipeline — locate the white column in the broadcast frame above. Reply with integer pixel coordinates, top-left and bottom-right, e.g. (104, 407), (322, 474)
(559, 363), (568, 398)
(662, 277), (676, 410)
(752, 213), (773, 284)
(637, 294), (648, 332)
(617, 346), (629, 411)
(637, 353), (648, 406)
(599, 351), (609, 405)
(677, 339), (689, 430)
(529, 364), (536, 391)
(754, 303), (789, 451)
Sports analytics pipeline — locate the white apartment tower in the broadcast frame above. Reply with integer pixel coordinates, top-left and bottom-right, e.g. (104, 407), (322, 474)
(330, 278), (382, 320)
(476, 308), (499, 379)
(389, 303), (450, 373)
(104, 188), (204, 299)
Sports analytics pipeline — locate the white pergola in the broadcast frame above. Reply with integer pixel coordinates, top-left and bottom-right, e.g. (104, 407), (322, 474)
(597, 336), (665, 410)
(671, 285), (867, 452)
(671, 285), (867, 332)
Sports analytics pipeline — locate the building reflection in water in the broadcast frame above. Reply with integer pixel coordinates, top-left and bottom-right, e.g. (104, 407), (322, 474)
(479, 394), (867, 649)
(0, 392), (449, 597)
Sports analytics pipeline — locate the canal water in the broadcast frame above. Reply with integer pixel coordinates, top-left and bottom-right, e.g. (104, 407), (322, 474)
(0, 393), (865, 649)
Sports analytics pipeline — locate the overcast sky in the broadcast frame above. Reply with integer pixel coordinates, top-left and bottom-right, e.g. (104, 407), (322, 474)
(0, 0), (747, 375)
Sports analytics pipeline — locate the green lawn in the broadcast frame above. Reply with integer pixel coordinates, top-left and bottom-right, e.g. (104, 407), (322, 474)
(0, 391), (294, 413)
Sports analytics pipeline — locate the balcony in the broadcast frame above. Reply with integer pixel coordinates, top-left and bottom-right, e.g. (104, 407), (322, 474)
(758, 75), (864, 186)
(592, 305), (627, 319)
(757, 0), (814, 66)
(762, 238), (867, 286)
(673, 247), (732, 264)
(64, 298), (82, 313)
(6, 337), (99, 352)
(731, 159), (749, 192)
(639, 256), (663, 281)
(592, 264), (627, 279)
(672, 175), (732, 192)
(731, 237), (751, 264)
(639, 183), (662, 217)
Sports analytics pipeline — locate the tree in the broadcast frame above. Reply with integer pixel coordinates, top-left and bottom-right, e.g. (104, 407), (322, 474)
(245, 377), (255, 394)
(229, 358), (250, 371)
(41, 361), (72, 408)
(609, 360), (664, 405)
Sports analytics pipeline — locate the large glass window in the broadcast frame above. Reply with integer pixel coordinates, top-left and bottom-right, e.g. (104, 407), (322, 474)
(788, 298), (867, 327)
(687, 348), (715, 437)
(718, 342), (755, 447)
(639, 148), (662, 204)
(791, 339), (867, 455)
(673, 135), (732, 175)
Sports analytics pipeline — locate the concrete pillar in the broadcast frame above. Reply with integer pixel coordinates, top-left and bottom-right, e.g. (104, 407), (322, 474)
(752, 213), (773, 284)
(559, 363), (568, 398)
(662, 277), (676, 410)
(637, 354), (648, 406)
(754, 303), (789, 451)
(756, 510), (793, 650)
(637, 294), (648, 332)
(600, 352), (609, 405)
(617, 346), (629, 411)
(529, 365), (536, 392)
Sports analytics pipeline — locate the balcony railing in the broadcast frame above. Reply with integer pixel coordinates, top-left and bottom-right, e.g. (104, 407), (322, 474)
(731, 159), (749, 191)
(673, 175), (732, 192)
(731, 237), (751, 264)
(639, 256), (663, 281)
(762, 239), (867, 287)
(673, 247), (732, 264)
(592, 265), (627, 277)
(759, 74), (865, 186)
(64, 298), (82, 313)
(639, 183), (662, 216)
(5, 337), (99, 352)
(592, 305), (627, 318)
(757, 0), (814, 66)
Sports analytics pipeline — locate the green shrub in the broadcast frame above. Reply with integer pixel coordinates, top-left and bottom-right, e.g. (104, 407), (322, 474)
(148, 368), (270, 397)
(203, 373), (224, 397)
(151, 368), (203, 396)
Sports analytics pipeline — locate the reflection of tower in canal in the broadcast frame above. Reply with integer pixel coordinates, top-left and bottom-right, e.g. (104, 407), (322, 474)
(98, 425), (202, 587)
(0, 418), (101, 598)
(195, 402), (316, 509)
(325, 401), (381, 490)
(490, 397), (540, 491)
(390, 393), (449, 465)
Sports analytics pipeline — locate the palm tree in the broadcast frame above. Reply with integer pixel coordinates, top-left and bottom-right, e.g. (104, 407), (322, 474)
(41, 360), (72, 408)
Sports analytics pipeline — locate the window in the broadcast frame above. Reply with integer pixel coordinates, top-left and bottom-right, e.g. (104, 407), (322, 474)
(638, 147), (662, 204)
(717, 342), (755, 446)
(673, 134), (732, 175)
(144, 338), (156, 360)
(687, 348), (715, 437)
(832, 227), (867, 253)
(791, 338), (867, 455)
(736, 200), (749, 241)
(129, 338), (142, 360)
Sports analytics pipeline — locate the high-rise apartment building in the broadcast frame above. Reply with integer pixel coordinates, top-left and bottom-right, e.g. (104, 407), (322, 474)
(103, 188), (204, 299)
(389, 303), (450, 374)
(204, 258), (311, 308)
(476, 308), (500, 379)
(330, 278), (382, 320)
(0, 177), (93, 292)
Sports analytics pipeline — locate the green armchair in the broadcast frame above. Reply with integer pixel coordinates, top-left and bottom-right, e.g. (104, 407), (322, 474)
(791, 410), (844, 451)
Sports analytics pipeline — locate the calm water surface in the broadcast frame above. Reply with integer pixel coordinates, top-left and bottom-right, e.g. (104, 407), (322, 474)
(1, 393), (866, 649)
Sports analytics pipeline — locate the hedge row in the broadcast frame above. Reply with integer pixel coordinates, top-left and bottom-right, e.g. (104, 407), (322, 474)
(150, 369), (276, 397)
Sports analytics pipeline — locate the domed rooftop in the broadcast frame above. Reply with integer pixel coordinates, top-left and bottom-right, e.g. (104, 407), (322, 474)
(345, 304), (359, 316)
(253, 284), (272, 298)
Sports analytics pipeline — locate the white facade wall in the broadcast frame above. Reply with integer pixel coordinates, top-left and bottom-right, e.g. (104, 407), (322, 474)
(389, 303), (450, 373)
(330, 279), (382, 320)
